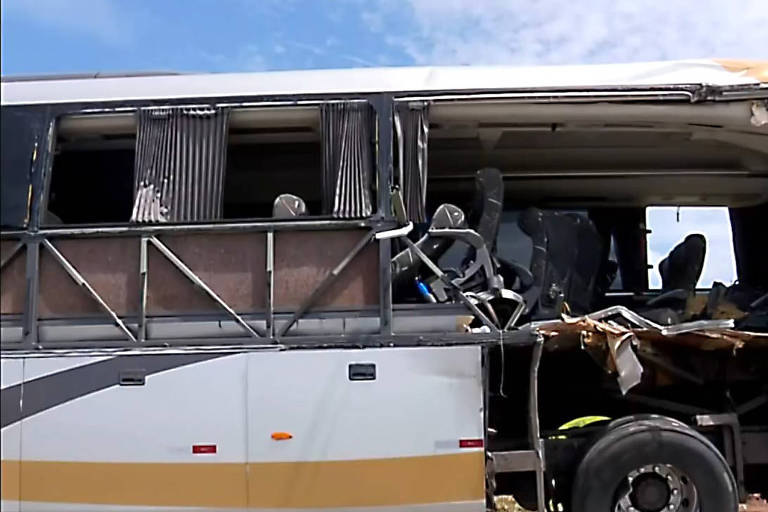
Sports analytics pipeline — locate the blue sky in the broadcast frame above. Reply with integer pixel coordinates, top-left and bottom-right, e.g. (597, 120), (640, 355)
(2, 0), (767, 75)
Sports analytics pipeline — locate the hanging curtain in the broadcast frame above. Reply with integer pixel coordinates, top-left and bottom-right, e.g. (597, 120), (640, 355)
(321, 102), (375, 218)
(131, 107), (230, 223)
(395, 102), (429, 224)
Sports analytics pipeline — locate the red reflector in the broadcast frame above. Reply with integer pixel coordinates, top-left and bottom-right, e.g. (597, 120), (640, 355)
(459, 438), (484, 448)
(192, 444), (217, 454)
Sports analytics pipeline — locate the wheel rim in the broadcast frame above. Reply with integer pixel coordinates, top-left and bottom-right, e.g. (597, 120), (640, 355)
(614, 464), (699, 512)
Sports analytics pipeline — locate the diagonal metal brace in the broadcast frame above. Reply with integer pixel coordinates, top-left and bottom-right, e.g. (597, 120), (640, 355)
(147, 236), (263, 338)
(41, 239), (137, 343)
(0, 241), (25, 271)
(400, 236), (499, 332)
(277, 230), (374, 337)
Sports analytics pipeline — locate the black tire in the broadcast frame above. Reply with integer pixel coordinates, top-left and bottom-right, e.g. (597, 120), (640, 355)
(571, 416), (738, 512)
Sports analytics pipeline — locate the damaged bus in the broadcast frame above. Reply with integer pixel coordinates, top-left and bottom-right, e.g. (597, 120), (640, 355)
(1, 59), (767, 512)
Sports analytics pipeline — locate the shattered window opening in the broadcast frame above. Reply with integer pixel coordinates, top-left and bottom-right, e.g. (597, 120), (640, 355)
(646, 206), (737, 290)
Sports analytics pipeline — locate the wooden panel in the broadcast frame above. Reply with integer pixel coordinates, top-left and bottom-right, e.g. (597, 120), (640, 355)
(38, 238), (140, 318)
(274, 230), (379, 310)
(0, 240), (26, 315)
(147, 233), (266, 315)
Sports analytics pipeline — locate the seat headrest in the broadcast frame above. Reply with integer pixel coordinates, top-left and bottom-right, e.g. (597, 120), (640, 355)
(430, 203), (467, 230)
(273, 194), (308, 218)
(659, 233), (706, 292)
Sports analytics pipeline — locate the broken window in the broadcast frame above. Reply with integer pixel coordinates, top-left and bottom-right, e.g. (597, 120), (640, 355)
(46, 113), (137, 225)
(45, 101), (377, 226)
(646, 206), (737, 289)
(223, 106), (323, 219)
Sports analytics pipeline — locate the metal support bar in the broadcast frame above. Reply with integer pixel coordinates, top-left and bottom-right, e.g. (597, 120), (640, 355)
(373, 95), (394, 336)
(138, 236), (148, 342)
(373, 94), (393, 218)
(277, 230), (374, 337)
(528, 334), (546, 512)
(147, 236), (263, 338)
(41, 239), (137, 343)
(23, 239), (40, 347)
(695, 413), (746, 502)
(378, 238), (393, 335)
(400, 236), (499, 332)
(5, 218), (390, 240)
(266, 231), (275, 338)
(0, 241), (24, 270)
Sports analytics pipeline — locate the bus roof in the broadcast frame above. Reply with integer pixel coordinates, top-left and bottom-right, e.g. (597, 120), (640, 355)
(1, 59), (766, 106)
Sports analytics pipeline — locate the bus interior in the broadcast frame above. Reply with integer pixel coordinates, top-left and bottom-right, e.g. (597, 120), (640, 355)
(38, 98), (768, 330)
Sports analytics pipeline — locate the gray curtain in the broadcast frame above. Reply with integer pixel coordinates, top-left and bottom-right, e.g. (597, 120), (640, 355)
(131, 107), (230, 223)
(395, 102), (429, 224)
(321, 102), (375, 218)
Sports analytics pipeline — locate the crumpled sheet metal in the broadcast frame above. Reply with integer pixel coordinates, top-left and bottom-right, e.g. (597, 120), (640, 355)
(535, 305), (768, 394)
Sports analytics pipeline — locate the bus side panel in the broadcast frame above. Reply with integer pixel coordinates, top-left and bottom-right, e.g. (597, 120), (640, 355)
(16, 352), (248, 511)
(246, 346), (486, 511)
(1, 358), (23, 512)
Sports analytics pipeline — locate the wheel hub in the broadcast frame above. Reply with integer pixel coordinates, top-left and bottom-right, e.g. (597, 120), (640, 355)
(615, 464), (698, 512)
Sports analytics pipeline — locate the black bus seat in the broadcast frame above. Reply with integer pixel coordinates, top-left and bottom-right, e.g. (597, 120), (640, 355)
(643, 234), (706, 324)
(499, 207), (604, 320)
(391, 203), (467, 299)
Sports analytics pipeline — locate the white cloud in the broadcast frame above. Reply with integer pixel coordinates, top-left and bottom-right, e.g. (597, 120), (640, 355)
(2, 0), (131, 45)
(364, 0), (768, 65)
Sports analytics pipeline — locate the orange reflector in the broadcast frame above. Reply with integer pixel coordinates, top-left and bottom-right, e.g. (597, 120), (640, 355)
(271, 432), (293, 441)
(459, 438), (484, 448)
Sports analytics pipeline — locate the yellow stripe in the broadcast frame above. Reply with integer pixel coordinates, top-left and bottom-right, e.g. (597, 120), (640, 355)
(1, 460), (20, 502)
(1, 453), (484, 508)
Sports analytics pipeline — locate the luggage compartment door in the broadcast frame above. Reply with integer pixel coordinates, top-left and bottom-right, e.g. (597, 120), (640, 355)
(246, 345), (486, 511)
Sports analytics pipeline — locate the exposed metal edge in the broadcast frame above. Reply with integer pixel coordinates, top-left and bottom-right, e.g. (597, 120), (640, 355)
(2, 323), (540, 352)
(396, 89), (695, 103)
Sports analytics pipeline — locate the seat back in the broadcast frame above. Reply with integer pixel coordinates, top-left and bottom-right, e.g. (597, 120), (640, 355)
(391, 204), (467, 296)
(659, 234), (706, 292)
(519, 208), (603, 317)
(467, 168), (504, 255)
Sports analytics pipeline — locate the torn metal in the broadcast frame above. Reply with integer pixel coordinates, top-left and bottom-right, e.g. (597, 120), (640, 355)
(534, 306), (768, 393)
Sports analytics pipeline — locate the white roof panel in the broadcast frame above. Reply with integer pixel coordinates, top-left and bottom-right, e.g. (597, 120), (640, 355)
(2, 59), (766, 106)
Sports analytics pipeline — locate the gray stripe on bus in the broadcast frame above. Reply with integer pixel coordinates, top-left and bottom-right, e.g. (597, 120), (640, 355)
(1, 353), (226, 428)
